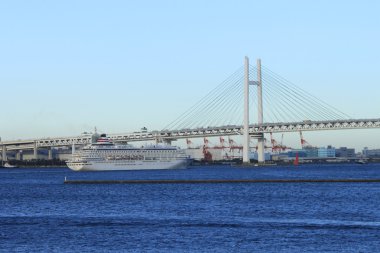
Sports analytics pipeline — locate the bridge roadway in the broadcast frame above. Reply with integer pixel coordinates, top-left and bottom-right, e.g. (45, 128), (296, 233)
(1, 118), (380, 152)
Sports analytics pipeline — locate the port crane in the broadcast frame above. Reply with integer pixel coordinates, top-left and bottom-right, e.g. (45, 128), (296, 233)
(270, 133), (290, 152)
(299, 131), (314, 148)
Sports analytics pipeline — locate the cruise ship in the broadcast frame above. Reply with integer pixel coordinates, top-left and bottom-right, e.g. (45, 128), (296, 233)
(66, 133), (189, 171)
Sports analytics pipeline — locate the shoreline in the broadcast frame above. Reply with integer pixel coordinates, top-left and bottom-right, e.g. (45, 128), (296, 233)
(1, 160), (380, 169)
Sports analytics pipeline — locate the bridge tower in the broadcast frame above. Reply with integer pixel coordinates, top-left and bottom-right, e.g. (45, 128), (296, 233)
(243, 56), (250, 163)
(256, 59), (265, 163)
(243, 57), (250, 163)
(243, 57), (265, 164)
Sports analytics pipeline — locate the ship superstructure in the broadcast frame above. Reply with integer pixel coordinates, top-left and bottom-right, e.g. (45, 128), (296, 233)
(66, 134), (189, 171)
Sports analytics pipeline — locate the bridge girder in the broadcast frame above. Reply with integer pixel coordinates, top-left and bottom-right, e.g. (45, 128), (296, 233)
(1, 119), (379, 149)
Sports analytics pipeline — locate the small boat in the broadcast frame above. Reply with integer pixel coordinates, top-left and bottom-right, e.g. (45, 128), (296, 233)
(355, 159), (367, 165)
(2, 162), (18, 168)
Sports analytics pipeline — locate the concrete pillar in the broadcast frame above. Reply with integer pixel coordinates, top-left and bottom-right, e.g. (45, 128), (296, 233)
(48, 148), (53, 160)
(33, 142), (38, 160)
(243, 56), (250, 163)
(257, 59), (265, 163)
(16, 151), (22, 160)
(2, 145), (6, 162)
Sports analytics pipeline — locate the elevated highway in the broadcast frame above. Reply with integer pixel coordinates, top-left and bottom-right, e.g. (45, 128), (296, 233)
(1, 118), (379, 151)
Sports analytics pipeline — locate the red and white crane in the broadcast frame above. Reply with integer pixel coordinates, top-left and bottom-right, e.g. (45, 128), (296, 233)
(299, 131), (313, 148)
(270, 133), (291, 152)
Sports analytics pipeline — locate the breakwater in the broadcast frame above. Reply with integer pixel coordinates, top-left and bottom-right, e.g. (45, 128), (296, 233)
(64, 178), (380, 184)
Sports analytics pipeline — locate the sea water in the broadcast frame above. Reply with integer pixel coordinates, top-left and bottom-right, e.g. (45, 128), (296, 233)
(1, 164), (380, 252)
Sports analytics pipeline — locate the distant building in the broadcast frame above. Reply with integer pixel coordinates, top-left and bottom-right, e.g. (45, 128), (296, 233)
(250, 152), (271, 161)
(287, 146), (335, 158)
(335, 147), (356, 158)
(362, 147), (380, 158)
(318, 146), (336, 158)
(287, 150), (308, 158)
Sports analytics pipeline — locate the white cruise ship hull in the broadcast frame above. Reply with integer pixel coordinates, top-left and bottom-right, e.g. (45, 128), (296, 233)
(66, 133), (189, 171)
(66, 159), (188, 171)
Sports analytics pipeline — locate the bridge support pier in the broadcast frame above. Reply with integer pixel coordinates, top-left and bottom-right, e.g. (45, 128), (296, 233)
(1, 145), (6, 162)
(33, 142), (38, 160)
(48, 148), (53, 160)
(16, 151), (22, 161)
(256, 135), (265, 163)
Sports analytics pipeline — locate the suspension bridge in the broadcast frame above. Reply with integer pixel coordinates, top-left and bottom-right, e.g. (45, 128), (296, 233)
(1, 57), (380, 163)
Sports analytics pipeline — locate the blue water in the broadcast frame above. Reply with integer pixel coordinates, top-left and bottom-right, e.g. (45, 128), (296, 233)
(1, 164), (380, 252)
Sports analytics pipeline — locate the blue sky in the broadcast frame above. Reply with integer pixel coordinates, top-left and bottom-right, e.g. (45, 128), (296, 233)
(0, 0), (379, 150)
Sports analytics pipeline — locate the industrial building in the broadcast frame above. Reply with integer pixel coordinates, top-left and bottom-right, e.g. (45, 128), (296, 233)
(362, 147), (380, 158)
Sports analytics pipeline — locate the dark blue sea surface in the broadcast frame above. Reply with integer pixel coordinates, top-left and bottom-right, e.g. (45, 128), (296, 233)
(1, 164), (380, 252)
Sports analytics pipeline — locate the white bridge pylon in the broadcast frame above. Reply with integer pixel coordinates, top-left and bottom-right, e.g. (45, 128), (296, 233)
(243, 56), (264, 164)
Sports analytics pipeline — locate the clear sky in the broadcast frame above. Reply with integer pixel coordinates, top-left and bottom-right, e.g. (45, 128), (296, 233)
(0, 0), (379, 150)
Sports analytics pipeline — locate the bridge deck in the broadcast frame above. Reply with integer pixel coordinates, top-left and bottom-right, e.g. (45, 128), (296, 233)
(1, 118), (380, 149)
